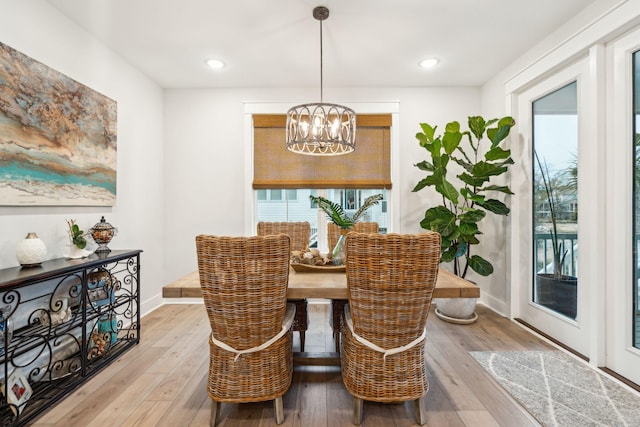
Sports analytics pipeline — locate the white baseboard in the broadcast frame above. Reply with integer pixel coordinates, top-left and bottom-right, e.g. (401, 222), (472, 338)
(479, 293), (508, 317)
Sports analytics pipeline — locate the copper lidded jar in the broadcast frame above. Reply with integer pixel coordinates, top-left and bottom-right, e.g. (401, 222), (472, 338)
(89, 216), (117, 253)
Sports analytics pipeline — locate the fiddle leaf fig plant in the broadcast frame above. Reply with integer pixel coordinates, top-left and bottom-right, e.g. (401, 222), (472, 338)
(412, 116), (515, 278)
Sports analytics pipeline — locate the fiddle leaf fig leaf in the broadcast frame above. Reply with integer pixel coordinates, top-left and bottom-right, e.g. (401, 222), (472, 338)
(459, 209), (486, 223)
(414, 160), (434, 172)
(477, 198), (510, 215)
(487, 117), (515, 147)
(458, 221), (478, 236)
(468, 255), (494, 276)
(436, 178), (459, 205)
(482, 185), (514, 195)
(468, 116), (486, 140)
(472, 162), (508, 178)
(441, 246), (457, 263)
(445, 121), (460, 134)
(460, 188), (486, 203)
(459, 172), (489, 188)
(412, 177), (431, 192)
(419, 123), (436, 141)
(416, 132), (429, 148)
(421, 206), (456, 237)
(442, 129), (462, 154)
(485, 146), (511, 161)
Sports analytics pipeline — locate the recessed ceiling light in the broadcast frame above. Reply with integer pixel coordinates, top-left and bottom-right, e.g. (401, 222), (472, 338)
(206, 59), (225, 70)
(419, 58), (439, 69)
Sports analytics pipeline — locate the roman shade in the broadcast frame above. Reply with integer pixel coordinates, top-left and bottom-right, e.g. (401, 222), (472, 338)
(253, 114), (392, 189)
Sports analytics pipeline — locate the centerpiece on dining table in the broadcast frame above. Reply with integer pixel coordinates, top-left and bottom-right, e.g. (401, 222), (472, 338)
(308, 193), (383, 266)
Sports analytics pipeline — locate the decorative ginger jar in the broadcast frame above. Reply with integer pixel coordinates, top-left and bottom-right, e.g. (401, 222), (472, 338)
(16, 232), (47, 267)
(89, 216), (117, 253)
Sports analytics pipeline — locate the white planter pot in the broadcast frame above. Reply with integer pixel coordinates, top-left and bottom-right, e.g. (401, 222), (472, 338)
(434, 298), (478, 324)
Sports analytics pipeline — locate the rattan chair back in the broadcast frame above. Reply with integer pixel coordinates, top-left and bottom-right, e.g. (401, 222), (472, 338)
(196, 234), (294, 415)
(341, 231), (440, 418)
(256, 221), (311, 351)
(257, 221), (310, 253)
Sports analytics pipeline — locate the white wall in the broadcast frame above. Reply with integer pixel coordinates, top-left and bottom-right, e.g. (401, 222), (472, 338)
(10, 0), (612, 317)
(163, 87), (486, 289)
(0, 1), (165, 316)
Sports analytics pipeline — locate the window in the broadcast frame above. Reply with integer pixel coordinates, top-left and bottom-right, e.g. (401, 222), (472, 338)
(256, 189), (296, 201)
(256, 189), (388, 248)
(532, 81), (579, 319)
(253, 114), (392, 249)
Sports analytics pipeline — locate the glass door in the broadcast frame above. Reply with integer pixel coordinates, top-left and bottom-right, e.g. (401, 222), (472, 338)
(607, 29), (640, 385)
(532, 82), (579, 320)
(516, 58), (592, 356)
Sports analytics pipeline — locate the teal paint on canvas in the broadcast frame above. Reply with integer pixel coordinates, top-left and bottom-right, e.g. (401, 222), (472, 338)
(0, 41), (117, 206)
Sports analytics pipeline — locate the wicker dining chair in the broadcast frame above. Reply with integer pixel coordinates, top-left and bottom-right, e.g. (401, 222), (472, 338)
(257, 221), (311, 351)
(196, 234), (295, 426)
(340, 231), (441, 426)
(328, 222), (379, 353)
(327, 221), (379, 251)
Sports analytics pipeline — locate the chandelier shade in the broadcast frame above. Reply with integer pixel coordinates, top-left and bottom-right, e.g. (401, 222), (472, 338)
(286, 6), (356, 156)
(286, 102), (356, 155)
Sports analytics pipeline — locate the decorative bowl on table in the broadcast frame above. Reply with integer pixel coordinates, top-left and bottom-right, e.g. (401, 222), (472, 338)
(290, 263), (345, 273)
(290, 249), (345, 272)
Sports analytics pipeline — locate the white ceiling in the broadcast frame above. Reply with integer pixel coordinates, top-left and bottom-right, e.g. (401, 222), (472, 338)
(46, 0), (598, 89)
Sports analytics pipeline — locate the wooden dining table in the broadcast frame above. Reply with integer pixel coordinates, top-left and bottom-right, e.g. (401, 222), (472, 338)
(162, 267), (480, 299)
(163, 266), (479, 365)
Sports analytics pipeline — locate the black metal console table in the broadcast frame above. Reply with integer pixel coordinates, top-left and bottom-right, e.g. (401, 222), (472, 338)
(0, 250), (141, 426)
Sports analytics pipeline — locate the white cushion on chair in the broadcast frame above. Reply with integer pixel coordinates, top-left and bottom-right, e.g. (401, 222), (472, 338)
(210, 303), (296, 362)
(344, 304), (426, 361)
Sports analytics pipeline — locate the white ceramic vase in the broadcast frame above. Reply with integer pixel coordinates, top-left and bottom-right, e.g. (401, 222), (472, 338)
(16, 232), (47, 267)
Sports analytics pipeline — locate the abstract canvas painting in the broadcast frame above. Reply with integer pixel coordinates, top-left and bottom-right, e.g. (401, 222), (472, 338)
(0, 42), (117, 206)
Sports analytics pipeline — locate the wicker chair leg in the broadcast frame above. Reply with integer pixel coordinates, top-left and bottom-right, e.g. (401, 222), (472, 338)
(299, 331), (306, 352)
(210, 400), (221, 427)
(274, 396), (285, 424)
(413, 398), (426, 425)
(334, 330), (340, 353)
(353, 397), (363, 425)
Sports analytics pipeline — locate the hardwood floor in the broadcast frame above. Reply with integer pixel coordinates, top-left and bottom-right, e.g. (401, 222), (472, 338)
(30, 303), (549, 427)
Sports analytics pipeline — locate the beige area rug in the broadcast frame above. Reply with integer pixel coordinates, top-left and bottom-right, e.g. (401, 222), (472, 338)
(470, 351), (640, 426)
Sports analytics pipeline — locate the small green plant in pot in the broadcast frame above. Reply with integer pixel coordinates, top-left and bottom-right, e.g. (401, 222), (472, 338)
(412, 116), (515, 320)
(66, 219), (91, 259)
(67, 219), (87, 249)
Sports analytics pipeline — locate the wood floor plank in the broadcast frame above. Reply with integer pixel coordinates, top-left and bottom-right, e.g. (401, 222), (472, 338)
(457, 410), (501, 427)
(120, 401), (174, 427)
(29, 303), (552, 426)
(85, 373), (167, 427)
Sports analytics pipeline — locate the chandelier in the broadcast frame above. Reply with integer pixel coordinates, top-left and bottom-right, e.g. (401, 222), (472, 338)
(286, 6), (356, 156)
